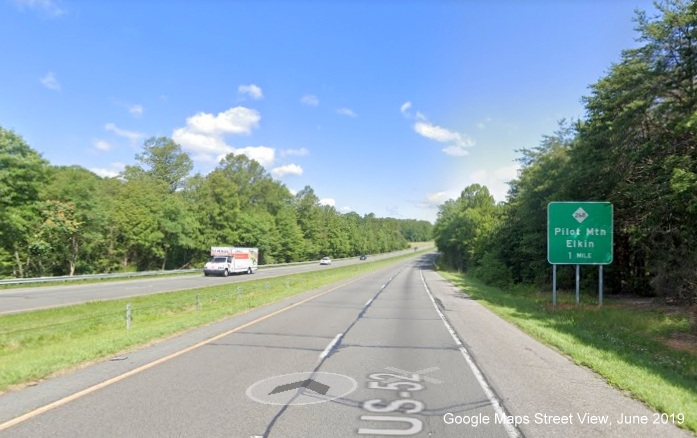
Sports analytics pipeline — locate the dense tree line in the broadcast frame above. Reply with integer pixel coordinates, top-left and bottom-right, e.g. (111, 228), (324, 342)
(0, 132), (432, 278)
(434, 0), (697, 305)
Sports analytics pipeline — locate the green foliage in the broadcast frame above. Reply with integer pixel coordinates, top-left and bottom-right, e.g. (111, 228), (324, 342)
(0, 126), (49, 208)
(126, 136), (193, 193)
(0, 126), (49, 278)
(434, 1), (697, 305)
(471, 251), (513, 288)
(433, 184), (502, 272)
(0, 133), (422, 278)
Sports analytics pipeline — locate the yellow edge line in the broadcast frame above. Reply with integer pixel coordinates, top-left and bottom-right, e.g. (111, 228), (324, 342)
(0, 272), (371, 431)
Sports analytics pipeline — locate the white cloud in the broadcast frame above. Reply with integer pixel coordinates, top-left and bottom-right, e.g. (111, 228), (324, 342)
(423, 191), (455, 208)
(271, 163), (303, 178)
(13, 0), (64, 17)
(300, 95), (319, 106)
(281, 148), (309, 157)
(288, 188), (298, 196)
(172, 128), (232, 158)
(93, 139), (112, 152)
(104, 123), (144, 144)
(417, 166), (517, 213)
(404, 103), (475, 156)
(172, 106), (278, 167)
(238, 84), (263, 100)
(414, 121), (463, 144)
(336, 107), (357, 118)
(235, 146), (275, 167)
(477, 117), (492, 130)
(400, 101), (412, 117)
(186, 107), (260, 136)
(339, 206), (353, 213)
(413, 120), (474, 155)
(319, 198), (336, 207)
(457, 163), (521, 204)
(40, 72), (61, 91)
(90, 162), (125, 178)
(442, 145), (469, 156)
(129, 104), (144, 117)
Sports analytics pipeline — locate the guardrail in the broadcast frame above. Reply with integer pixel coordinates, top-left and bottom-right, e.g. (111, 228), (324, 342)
(0, 247), (432, 286)
(0, 262), (320, 286)
(0, 269), (202, 285)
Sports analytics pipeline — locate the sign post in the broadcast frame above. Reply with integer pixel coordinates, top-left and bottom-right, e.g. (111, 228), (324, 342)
(547, 202), (613, 306)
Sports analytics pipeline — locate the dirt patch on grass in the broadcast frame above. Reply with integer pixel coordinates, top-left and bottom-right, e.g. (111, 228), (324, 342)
(662, 332), (697, 355)
(616, 299), (697, 356)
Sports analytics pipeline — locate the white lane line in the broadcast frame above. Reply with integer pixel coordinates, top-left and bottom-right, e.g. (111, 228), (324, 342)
(319, 333), (344, 360)
(364, 297), (374, 307)
(419, 270), (521, 438)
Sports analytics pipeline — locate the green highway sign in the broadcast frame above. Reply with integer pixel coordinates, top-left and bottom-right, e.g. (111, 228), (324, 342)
(547, 202), (613, 265)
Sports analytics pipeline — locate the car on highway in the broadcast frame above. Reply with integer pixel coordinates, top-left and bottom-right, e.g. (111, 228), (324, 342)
(359, 255), (367, 260)
(320, 257), (332, 265)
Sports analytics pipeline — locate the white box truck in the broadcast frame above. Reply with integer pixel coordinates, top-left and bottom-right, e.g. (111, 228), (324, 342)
(203, 247), (258, 276)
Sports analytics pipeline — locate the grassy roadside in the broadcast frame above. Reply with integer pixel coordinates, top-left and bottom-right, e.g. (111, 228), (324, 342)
(438, 270), (697, 434)
(0, 250), (429, 394)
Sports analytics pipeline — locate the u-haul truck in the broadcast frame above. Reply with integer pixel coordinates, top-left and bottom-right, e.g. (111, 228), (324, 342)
(203, 247), (258, 276)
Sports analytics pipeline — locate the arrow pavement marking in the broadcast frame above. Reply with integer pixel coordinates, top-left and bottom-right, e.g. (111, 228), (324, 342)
(268, 379), (330, 396)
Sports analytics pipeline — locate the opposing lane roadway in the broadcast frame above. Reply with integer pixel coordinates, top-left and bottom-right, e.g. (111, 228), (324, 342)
(0, 250), (415, 315)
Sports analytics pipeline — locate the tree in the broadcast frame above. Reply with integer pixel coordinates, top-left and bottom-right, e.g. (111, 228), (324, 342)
(294, 186), (323, 259)
(0, 126), (49, 277)
(216, 153), (291, 212)
(433, 184), (501, 272)
(0, 127), (48, 208)
(41, 166), (107, 275)
(125, 137), (193, 193)
(33, 200), (82, 276)
(274, 206), (305, 262)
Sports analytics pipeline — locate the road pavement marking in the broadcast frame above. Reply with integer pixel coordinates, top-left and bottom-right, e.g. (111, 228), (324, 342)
(384, 366), (443, 384)
(0, 273), (376, 432)
(319, 333), (344, 359)
(246, 371), (357, 406)
(419, 270), (521, 438)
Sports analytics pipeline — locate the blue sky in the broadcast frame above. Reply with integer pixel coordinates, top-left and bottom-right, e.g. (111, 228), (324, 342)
(1, 0), (657, 222)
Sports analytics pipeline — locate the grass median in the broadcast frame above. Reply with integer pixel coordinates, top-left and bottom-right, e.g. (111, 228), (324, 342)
(0, 251), (429, 394)
(438, 270), (697, 434)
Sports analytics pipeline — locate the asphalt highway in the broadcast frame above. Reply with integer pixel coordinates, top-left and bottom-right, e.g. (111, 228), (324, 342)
(0, 250), (415, 315)
(0, 255), (691, 437)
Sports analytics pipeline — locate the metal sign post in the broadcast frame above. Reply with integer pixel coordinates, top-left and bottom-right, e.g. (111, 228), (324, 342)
(552, 264), (557, 308)
(575, 265), (580, 305)
(599, 265), (604, 305)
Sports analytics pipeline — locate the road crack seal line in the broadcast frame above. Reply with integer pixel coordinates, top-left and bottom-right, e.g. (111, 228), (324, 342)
(419, 269), (523, 438)
(258, 264), (410, 438)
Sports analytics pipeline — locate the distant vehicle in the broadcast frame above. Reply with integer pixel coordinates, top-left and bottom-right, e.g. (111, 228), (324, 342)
(359, 255), (367, 260)
(204, 247), (258, 276)
(320, 257), (332, 265)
